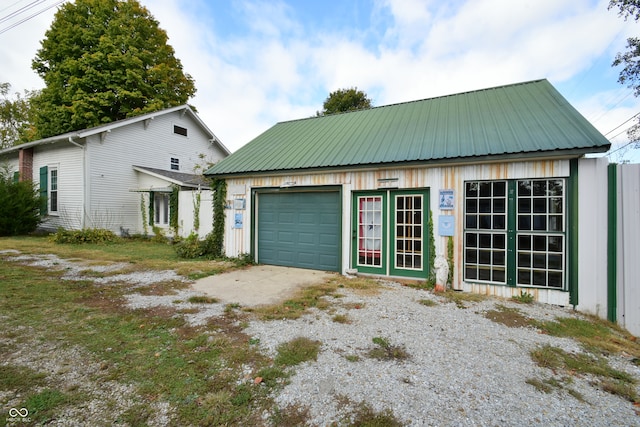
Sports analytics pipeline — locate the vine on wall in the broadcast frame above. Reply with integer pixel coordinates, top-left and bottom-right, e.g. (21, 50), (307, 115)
(140, 193), (149, 236)
(192, 191), (201, 232)
(170, 185), (179, 236)
(428, 210), (436, 283)
(205, 178), (227, 258)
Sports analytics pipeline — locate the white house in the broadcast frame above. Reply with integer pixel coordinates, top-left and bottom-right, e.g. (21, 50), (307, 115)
(0, 105), (229, 237)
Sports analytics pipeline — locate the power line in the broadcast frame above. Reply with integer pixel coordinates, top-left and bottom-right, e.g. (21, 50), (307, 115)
(603, 111), (640, 136)
(0, 0), (65, 36)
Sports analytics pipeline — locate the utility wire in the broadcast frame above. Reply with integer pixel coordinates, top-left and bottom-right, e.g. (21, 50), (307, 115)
(0, 0), (64, 35)
(0, 0), (48, 24)
(604, 111), (640, 136)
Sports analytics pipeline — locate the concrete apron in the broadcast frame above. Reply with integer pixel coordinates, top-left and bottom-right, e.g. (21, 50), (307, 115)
(191, 265), (335, 307)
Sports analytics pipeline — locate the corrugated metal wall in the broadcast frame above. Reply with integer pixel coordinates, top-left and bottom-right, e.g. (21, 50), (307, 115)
(616, 164), (640, 336)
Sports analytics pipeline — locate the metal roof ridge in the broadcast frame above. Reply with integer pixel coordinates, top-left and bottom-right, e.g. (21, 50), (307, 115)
(276, 79), (549, 126)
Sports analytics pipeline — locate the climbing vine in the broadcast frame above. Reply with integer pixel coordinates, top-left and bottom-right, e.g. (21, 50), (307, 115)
(192, 191), (201, 232)
(447, 235), (455, 286)
(204, 178), (227, 258)
(428, 210), (436, 283)
(140, 194), (149, 236)
(170, 185), (179, 236)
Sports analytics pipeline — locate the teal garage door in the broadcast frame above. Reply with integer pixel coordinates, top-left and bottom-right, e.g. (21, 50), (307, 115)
(257, 191), (341, 272)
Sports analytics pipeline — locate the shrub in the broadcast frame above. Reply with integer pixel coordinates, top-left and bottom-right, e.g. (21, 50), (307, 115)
(174, 233), (205, 259)
(51, 228), (120, 244)
(0, 171), (42, 236)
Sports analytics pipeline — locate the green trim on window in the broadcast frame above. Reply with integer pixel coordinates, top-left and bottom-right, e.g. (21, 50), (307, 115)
(389, 189), (430, 279)
(39, 166), (48, 215)
(568, 159), (579, 306)
(352, 191), (387, 275)
(506, 180), (517, 287)
(607, 163), (617, 322)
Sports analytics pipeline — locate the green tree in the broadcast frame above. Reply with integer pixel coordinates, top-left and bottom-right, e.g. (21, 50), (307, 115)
(0, 83), (37, 148)
(318, 87), (373, 116)
(0, 165), (42, 236)
(609, 0), (640, 144)
(31, 0), (196, 139)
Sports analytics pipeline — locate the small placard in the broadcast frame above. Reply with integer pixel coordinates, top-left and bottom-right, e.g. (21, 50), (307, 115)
(234, 213), (243, 229)
(439, 189), (454, 210)
(233, 198), (246, 210)
(438, 215), (455, 236)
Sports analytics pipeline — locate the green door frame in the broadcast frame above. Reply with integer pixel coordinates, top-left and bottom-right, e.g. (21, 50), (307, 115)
(352, 188), (430, 279)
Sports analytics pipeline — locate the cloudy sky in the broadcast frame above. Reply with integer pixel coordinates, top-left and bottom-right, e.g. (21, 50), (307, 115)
(1, 0), (639, 162)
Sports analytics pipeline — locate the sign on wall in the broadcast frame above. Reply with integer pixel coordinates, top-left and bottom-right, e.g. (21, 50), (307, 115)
(439, 189), (454, 210)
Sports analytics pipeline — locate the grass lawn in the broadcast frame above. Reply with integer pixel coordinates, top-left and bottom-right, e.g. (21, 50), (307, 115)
(0, 236), (283, 425)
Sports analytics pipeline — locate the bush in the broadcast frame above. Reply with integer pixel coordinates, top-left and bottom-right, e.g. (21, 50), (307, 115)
(51, 228), (120, 244)
(0, 171), (42, 236)
(174, 233), (205, 259)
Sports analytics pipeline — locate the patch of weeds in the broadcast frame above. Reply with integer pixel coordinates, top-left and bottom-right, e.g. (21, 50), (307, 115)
(512, 290), (534, 304)
(367, 337), (410, 361)
(269, 404), (311, 426)
(484, 304), (534, 328)
(530, 345), (637, 402)
(343, 302), (365, 310)
(253, 282), (339, 320)
(401, 279), (435, 291)
(327, 276), (382, 296)
(274, 337), (322, 367)
(345, 354), (360, 362)
(0, 365), (47, 392)
(534, 316), (640, 358)
(24, 388), (73, 424)
(418, 298), (437, 307)
(442, 290), (487, 309)
(339, 399), (403, 427)
(332, 314), (351, 324)
(187, 295), (219, 304)
(526, 377), (586, 402)
(256, 366), (290, 388)
(248, 337), (260, 345)
(118, 403), (153, 425)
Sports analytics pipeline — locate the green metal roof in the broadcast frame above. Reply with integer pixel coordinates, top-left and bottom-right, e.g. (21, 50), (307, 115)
(205, 79), (610, 177)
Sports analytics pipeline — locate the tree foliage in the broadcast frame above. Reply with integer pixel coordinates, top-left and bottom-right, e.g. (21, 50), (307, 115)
(610, 1), (640, 95)
(0, 165), (42, 236)
(31, 0), (196, 139)
(610, 1), (640, 144)
(0, 83), (37, 148)
(318, 87), (372, 116)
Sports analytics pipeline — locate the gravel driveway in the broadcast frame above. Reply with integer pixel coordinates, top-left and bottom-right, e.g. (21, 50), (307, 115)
(3, 251), (639, 426)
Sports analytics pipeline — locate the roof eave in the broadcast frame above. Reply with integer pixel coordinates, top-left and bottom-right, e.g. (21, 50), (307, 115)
(205, 146), (610, 179)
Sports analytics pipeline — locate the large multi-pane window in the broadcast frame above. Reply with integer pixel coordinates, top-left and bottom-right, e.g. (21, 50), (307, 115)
(464, 181), (507, 283)
(516, 179), (565, 288)
(357, 196), (382, 267)
(464, 178), (566, 289)
(395, 195), (423, 270)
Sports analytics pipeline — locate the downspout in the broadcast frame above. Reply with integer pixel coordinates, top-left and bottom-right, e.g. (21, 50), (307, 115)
(68, 136), (87, 229)
(607, 163), (617, 323)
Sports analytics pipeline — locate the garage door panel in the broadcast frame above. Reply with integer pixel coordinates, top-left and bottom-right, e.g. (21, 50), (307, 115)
(257, 191), (340, 272)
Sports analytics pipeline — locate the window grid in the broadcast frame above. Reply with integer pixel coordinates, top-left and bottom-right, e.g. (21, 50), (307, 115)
(395, 195), (423, 270)
(154, 193), (170, 225)
(170, 157), (180, 171)
(516, 179), (565, 289)
(50, 168), (58, 213)
(357, 196), (382, 267)
(464, 181), (507, 284)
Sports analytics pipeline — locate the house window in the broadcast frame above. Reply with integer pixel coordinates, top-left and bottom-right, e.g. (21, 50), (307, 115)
(171, 157), (180, 171)
(173, 125), (188, 137)
(463, 179), (566, 289)
(464, 181), (507, 283)
(154, 193), (170, 225)
(357, 196), (383, 267)
(516, 179), (565, 288)
(49, 167), (58, 214)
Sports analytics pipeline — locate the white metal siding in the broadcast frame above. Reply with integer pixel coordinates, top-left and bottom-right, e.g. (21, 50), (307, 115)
(86, 111), (226, 234)
(576, 157), (609, 317)
(617, 164), (640, 336)
(178, 190), (213, 238)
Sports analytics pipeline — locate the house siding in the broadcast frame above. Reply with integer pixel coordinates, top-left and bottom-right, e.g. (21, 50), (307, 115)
(85, 110), (226, 235)
(220, 159), (573, 305)
(32, 143), (85, 230)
